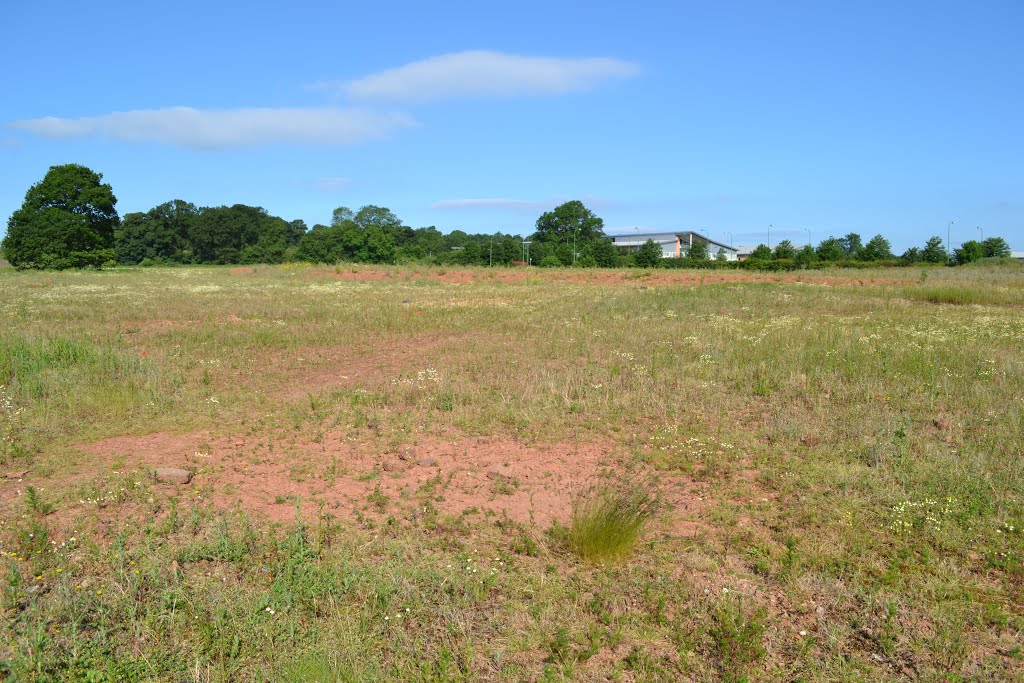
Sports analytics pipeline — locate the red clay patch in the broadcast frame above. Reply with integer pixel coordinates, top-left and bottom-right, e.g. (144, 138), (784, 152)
(67, 431), (705, 533)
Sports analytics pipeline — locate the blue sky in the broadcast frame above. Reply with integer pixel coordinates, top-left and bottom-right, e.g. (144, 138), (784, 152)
(2, 0), (1021, 251)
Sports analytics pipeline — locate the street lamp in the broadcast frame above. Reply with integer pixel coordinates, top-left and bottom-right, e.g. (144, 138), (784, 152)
(947, 221), (955, 256)
(726, 231), (733, 247)
(768, 224), (773, 249)
(805, 228), (812, 247)
(522, 240), (532, 265)
(977, 225), (983, 241)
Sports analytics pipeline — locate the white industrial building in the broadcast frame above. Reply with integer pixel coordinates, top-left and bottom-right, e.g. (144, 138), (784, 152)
(609, 231), (740, 260)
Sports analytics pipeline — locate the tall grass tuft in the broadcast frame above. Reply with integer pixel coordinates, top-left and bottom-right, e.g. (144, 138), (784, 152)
(568, 474), (662, 562)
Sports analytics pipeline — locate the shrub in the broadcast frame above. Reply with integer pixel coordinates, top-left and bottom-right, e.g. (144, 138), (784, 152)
(567, 474), (661, 562)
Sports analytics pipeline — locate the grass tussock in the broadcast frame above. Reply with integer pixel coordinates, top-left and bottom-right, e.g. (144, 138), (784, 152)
(568, 474), (662, 562)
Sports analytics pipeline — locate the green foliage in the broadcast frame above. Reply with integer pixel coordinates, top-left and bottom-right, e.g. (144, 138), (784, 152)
(685, 240), (709, 261)
(772, 240), (796, 260)
(567, 475), (661, 562)
(589, 237), (620, 267)
(635, 240), (662, 268)
(900, 247), (922, 263)
(861, 234), (894, 261)
(539, 254), (563, 268)
(533, 200), (605, 245)
(115, 200), (198, 264)
(710, 595), (767, 681)
(905, 285), (1014, 305)
(815, 237), (844, 261)
(953, 240), (985, 265)
(794, 244), (817, 268)
(981, 236), (1011, 258)
(921, 236), (948, 264)
(747, 244), (772, 261)
(839, 232), (863, 259)
(3, 164), (119, 269)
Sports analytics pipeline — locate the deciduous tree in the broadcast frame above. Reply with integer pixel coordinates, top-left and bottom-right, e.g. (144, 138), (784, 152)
(3, 164), (119, 269)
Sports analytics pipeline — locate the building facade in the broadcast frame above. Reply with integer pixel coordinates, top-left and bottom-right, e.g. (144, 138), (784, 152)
(609, 231), (739, 260)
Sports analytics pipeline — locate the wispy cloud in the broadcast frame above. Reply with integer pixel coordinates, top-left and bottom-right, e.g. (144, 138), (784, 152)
(319, 51), (640, 103)
(312, 177), (352, 193)
(10, 107), (416, 149)
(430, 197), (555, 211)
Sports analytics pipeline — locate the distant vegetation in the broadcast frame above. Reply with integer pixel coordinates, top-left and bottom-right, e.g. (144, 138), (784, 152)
(1, 163), (1016, 271)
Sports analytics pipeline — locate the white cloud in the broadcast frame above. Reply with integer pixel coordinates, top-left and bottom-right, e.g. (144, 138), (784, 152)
(329, 50), (640, 103)
(10, 107), (417, 149)
(312, 177), (352, 193)
(430, 197), (554, 211)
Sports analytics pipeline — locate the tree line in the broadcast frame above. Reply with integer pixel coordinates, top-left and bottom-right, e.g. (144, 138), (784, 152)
(1, 164), (1015, 270)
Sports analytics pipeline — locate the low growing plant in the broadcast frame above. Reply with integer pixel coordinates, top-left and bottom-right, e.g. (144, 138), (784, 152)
(567, 474), (662, 562)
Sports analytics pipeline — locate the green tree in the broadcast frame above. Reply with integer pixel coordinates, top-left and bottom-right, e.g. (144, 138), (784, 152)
(364, 225), (396, 263)
(296, 224), (344, 262)
(331, 207), (355, 226)
(773, 240), (796, 260)
(590, 238), (620, 267)
(353, 205), (403, 233)
(953, 240), (985, 265)
(533, 201), (605, 246)
(900, 247), (922, 264)
(860, 234), (893, 261)
(686, 240), (709, 261)
(115, 199), (198, 264)
(981, 236), (1011, 258)
(3, 163), (119, 269)
(794, 245), (817, 268)
(748, 244), (772, 261)
(815, 237), (844, 262)
(921, 236), (947, 264)
(286, 219), (308, 246)
(839, 233), (863, 259)
(635, 239), (662, 267)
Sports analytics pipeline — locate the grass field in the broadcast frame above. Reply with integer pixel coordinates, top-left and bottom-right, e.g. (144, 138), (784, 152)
(1, 262), (1022, 681)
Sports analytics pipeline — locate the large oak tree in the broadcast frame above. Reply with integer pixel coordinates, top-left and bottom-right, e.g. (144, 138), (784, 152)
(3, 164), (119, 269)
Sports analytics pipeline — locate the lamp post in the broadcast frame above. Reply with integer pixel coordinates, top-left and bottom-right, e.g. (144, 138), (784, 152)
(768, 224), (773, 249)
(573, 226), (578, 266)
(726, 231), (733, 247)
(947, 220), (955, 256)
(523, 240), (532, 265)
(805, 228), (812, 247)
(977, 225), (983, 242)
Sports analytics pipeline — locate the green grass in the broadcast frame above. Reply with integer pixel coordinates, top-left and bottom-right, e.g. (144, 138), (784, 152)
(904, 284), (1021, 305)
(0, 262), (1022, 680)
(567, 475), (661, 562)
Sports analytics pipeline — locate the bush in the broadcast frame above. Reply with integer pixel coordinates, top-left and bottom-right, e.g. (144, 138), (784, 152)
(567, 475), (662, 562)
(539, 254), (563, 268)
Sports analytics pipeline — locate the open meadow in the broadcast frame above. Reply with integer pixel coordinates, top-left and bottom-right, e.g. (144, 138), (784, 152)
(1, 262), (1022, 681)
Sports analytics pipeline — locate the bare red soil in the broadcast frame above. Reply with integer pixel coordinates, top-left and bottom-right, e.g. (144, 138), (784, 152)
(62, 431), (705, 533)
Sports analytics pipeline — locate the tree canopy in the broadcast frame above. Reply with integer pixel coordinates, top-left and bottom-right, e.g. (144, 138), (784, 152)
(533, 201), (605, 245)
(3, 170), (1017, 272)
(3, 164), (119, 269)
(635, 240), (662, 267)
